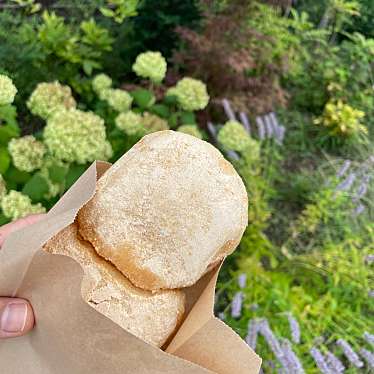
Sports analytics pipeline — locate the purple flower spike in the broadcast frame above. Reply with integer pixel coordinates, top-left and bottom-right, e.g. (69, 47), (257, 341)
(369, 290), (374, 298)
(207, 121), (217, 139)
(255, 116), (266, 140)
(239, 112), (251, 135)
(238, 273), (247, 289)
(310, 347), (333, 374)
(353, 203), (365, 216)
(336, 160), (351, 178)
(264, 115), (274, 138)
(258, 319), (284, 361)
(222, 98), (236, 121)
(363, 332), (374, 346)
(336, 339), (364, 368)
(278, 125), (286, 144)
(281, 339), (305, 373)
(365, 255), (374, 265)
(360, 348), (374, 368)
(231, 291), (243, 318)
(226, 150), (240, 161)
(336, 172), (356, 191)
(325, 351), (345, 373)
(287, 313), (301, 344)
(245, 319), (259, 349)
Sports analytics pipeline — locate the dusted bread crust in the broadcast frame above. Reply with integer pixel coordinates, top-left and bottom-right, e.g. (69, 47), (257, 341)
(43, 224), (185, 348)
(78, 131), (248, 291)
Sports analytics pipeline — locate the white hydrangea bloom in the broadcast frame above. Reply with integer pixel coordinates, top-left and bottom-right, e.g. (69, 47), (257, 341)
(132, 51), (167, 83)
(0, 75), (17, 105)
(27, 81), (76, 119)
(43, 108), (112, 164)
(1, 190), (46, 221)
(8, 135), (46, 172)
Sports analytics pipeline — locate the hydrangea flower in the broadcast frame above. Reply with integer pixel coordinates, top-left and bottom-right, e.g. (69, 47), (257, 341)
(92, 73), (112, 98)
(115, 111), (143, 136)
(105, 88), (133, 112)
(218, 120), (260, 157)
(0, 74), (17, 105)
(1, 190), (46, 221)
(177, 124), (203, 139)
(43, 108), (113, 164)
(142, 112), (169, 133)
(132, 51), (167, 83)
(169, 78), (209, 111)
(0, 174), (6, 201)
(8, 135), (46, 172)
(27, 81), (76, 119)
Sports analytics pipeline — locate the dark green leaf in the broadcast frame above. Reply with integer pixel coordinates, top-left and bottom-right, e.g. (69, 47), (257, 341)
(163, 95), (178, 105)
(5, 166), (31, 184)
(0, 213), (10, 226)
(22, 173), (49, 202)
(65, 164), (88, 189)
(48, 163), (68, 183)
(0, 147), (10, 174)
(180, 111), (196, 125)
(0, 124), (20, 146)
(0, 105), (17, 126)
(131, 89), (155, 109)
(150, 104), (170, 118)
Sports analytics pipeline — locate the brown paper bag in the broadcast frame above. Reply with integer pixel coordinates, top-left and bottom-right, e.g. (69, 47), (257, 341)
(0, 161), (261, 374)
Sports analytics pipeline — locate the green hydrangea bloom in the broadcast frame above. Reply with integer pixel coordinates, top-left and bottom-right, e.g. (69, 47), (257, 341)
(8, 135), (46, 172)
(171, 78), (209, 111)
(177, 124), (203, 139)
(92, 73), (112, 97)
(132, 51), (167, 83)
(218, 120), (260, 157)
(43, 108), (113, 164)
(115, 111), (144, 135)
(27, 81), (76, 119)
(0, 174), (6, 201)
(142, 112), (169, 134)
(105, 89), (133, 112)
(0, 75), (17, 105)
(1, 190), (46, 221)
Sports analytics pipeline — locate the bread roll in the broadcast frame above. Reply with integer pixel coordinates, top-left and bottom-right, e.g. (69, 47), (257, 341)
(78, 130), (247, 291)
(43, 224), (185, 348)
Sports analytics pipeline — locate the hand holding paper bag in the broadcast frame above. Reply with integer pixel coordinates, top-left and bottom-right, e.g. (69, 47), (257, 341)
(0, 131), (261, 373)
(0, 215), (44, 339)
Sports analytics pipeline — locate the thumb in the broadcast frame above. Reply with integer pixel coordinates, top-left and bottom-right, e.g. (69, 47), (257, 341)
(0, 298), (35, 338)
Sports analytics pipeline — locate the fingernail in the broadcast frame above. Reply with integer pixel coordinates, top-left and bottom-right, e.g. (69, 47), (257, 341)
(0, 302), (28, 333)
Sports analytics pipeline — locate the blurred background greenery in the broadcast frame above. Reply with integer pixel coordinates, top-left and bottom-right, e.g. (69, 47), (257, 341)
(0, 0), (373, 372)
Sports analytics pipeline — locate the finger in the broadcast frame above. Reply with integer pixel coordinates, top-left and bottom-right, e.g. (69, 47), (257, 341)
(0, 298), (35, 338)
(0, 214), (45, 248)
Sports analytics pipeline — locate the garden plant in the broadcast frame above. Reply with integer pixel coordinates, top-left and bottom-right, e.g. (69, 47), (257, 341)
(0, 0), (373, 372)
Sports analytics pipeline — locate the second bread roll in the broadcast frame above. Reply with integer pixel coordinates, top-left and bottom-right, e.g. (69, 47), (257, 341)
(43, 224), (185, 347)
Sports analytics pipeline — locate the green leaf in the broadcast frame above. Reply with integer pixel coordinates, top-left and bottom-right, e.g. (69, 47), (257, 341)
(180, 111), (196, 125)
(0, 213), (10, 226)
(163, 94), (178, 105)
(5, 166), (31, 184)
(150, 104), (170, 118)
(48, 163), (68, 183)
(0, 124), (20, 146)
(168, 113), (179, 129)
(131, 89), (155, 109)
(0, 105), (18, 126)
(22, 173), (49, 202)
(100, 7), (115, 18)
(0, 147), (10, 174)
(65, 164), (88, 189)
